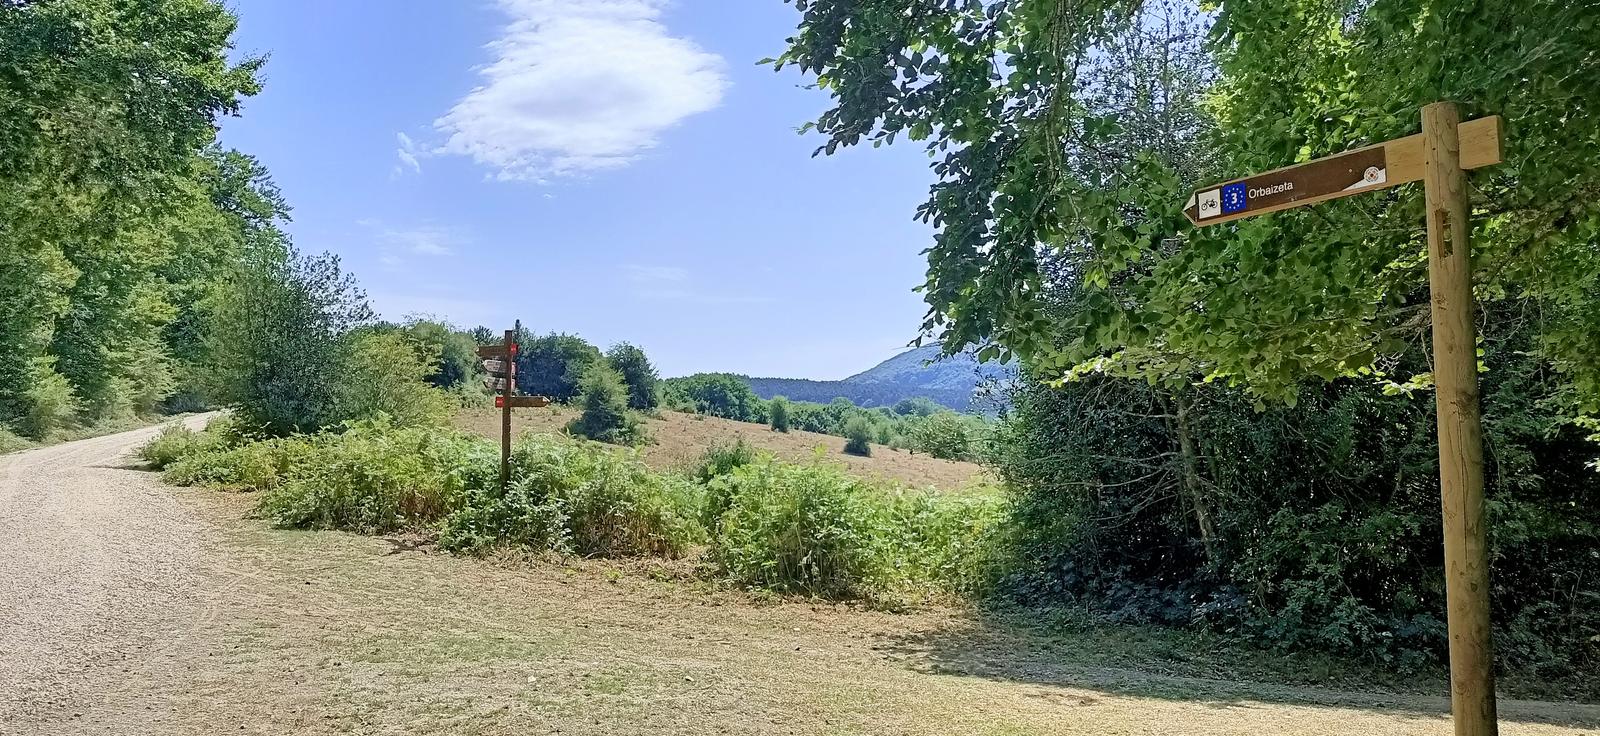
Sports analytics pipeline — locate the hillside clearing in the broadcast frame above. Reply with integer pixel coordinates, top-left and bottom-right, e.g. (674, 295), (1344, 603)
(453, 406), (991, 491)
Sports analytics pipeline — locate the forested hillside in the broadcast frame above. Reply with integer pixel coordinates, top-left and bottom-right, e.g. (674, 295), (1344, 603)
(743, 344), (1011, 411)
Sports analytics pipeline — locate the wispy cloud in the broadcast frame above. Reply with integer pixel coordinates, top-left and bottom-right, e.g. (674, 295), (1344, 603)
(394, 132), (422, 176)
(636, 288), (775, 305)
(624, 264), (690, 283)
(434, 0), (727, 181)
(361, 220), (465, 268)
(620, 264), (771, 304)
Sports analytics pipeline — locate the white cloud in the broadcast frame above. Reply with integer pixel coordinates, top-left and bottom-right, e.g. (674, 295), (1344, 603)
(435, 0), (727, 181)
(362, 220), (465, 268)
(396, 132), (422, 174)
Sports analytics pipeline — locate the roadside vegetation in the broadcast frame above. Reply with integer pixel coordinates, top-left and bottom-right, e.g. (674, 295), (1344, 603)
(142, 417), (1006, 608)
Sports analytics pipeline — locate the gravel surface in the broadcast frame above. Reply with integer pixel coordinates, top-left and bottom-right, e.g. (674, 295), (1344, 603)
(0, 415), (215, 736)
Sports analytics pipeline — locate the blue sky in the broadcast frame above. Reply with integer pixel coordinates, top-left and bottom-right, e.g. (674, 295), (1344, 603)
(217, 0), (938, 380)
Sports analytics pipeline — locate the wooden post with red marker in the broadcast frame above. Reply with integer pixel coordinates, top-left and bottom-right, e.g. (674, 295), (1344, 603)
(1185, 103), (1503, 736)
(479, 321), (551, 493)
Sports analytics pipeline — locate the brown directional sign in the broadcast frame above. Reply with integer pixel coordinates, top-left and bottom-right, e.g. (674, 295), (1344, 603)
(481, 359), (512, 376)
(1185, 114), (1502, 226)
(484, 377), (510, 392)
(496, 395), (550, 409)
(477, 344), (517, 358)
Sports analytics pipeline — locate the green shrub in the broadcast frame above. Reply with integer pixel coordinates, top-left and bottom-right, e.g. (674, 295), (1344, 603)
(707, 458), (1009, 603)
(911, 412), (978, 461)
(20, 364), (78, 439)
(769, 396), (791, 432)
(692, 439), (760, 483)
(336, 331), (452, 428)
(441, 434), (701, 557)
(163, 436), (313, 492)
(843, 417), (873, 457)
(694, 439), (765, 531)
(880, 490), (1010, 598)
(255, 419), (485, 532)
(568, 363), (640, 445)
(141, 426), (214, 469)
(708, 460), (893, 599)
(141, 414), (258, 472)
(0, 428), (31, 454)
(562, 453), (703, 558)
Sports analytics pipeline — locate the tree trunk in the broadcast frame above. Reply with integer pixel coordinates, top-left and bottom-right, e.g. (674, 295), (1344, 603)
(1173, 390), (1218, 563)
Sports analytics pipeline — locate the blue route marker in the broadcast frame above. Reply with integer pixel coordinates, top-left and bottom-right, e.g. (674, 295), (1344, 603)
(1222, 182), (1249, 214)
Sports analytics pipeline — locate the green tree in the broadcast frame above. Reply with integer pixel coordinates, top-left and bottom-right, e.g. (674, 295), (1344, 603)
(606, 342), (660, 411)
(336, 332), (451, 428)
(405, 320), (479, 389)
(776, 0), (1600, 415)
(0, 0), (263, 429)
(662, 374), (764, 422)
(911, 412), (976, 462)
(892, 397), (941, 418)
(769, 396), (792, 432)
(204, 247), (375, 435)
(515, 332), (602, 402)
(569, 363), (639, 445)
(842, 417), (873, 457)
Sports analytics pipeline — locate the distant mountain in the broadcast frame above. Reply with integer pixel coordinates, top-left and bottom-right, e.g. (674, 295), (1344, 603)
(743, 345), (1011, 412)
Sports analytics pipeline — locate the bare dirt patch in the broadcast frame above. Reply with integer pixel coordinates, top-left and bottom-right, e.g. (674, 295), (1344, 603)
(454, 406), (991, 491)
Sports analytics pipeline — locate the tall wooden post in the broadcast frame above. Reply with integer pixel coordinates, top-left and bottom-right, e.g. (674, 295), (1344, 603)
(500, 327), (515, 493)
(1422, 100), (1497, 736)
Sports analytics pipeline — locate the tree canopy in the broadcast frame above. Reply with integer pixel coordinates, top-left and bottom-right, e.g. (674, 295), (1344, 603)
(1, 0), (265, 434)
(776, 0), (1600, 417)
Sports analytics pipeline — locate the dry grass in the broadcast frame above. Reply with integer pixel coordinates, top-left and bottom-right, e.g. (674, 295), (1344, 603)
(109, 489), (1600, 736)
(453, 406), (992, 491)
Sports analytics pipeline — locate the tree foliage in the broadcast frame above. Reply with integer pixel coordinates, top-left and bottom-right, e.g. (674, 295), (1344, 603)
(662, 373), (766, 422)
(842, 417), (874, 457)
(204, 248), (376, 435)
(514, 331), (602, 402)
(776, 0), (1600, 412)
(569, 363), (640, 445)
(780, 0), (1600, 676)
(769, 395), (792, 432)
(0, 0), (264, 435)
(404, 320), (480, 390)
(606, 342), (660, 411)
(337, 331), (451, 429)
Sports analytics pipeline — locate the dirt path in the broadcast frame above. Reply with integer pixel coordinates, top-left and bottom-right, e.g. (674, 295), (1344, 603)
(2, 420), (1596, 735)
(0, 414), (215, 735)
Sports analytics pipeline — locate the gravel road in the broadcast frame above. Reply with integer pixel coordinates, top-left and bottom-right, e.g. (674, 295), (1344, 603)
(0, 416), (215, 735)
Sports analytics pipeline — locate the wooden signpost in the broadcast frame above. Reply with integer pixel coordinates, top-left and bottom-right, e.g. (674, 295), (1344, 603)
(479, 322), (551, 492)
(1186, 102), (1503, 736)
